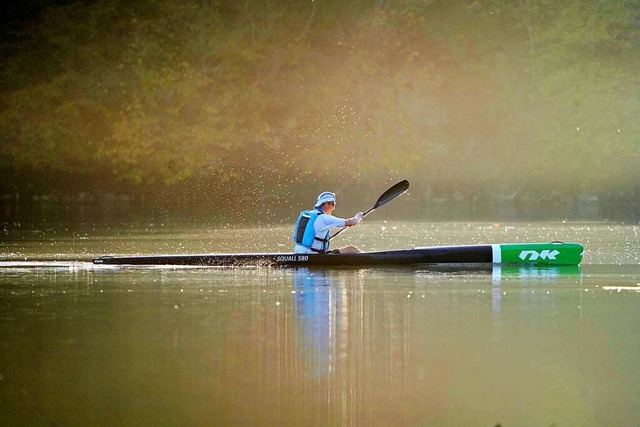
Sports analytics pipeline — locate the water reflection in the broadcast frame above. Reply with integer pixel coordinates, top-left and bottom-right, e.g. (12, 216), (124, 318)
(291, 269), (368, 423)
(291, 266), (585, 384)
(2, 262), (639, 426)
(293, 269), (335, 378)
(285, 265), (606, 425)
(490, 265), (582, 314)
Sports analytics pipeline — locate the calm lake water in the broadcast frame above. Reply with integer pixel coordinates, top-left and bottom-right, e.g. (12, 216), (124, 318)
(1, 221), (639, 426)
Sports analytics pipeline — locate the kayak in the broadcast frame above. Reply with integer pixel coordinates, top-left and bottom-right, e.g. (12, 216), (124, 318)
(92, 242), (584, 267)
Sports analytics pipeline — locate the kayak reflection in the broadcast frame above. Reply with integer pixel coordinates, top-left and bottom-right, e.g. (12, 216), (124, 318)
(291, 265), (582, 378)
(491, 265), (582, 315)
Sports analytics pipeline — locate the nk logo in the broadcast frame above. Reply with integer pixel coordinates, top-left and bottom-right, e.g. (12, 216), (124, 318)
(519, 250), (560, 261)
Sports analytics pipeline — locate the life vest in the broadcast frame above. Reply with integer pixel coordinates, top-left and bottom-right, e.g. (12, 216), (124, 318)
(293, 209), (330, 253)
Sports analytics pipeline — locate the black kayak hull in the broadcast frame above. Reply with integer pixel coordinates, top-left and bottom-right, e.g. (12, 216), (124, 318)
(92, 242), (584, 267)
(94, 246), (490, 267)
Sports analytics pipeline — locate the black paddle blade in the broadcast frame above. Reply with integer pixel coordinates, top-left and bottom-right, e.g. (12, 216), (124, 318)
(373, 179), (409, 209)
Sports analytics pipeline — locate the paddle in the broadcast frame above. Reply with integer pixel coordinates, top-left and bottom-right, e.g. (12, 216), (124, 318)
(329, 179), (410, 241)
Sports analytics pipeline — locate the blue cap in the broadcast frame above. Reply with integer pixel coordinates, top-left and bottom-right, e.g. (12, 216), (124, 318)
(314, 191), (336, 207)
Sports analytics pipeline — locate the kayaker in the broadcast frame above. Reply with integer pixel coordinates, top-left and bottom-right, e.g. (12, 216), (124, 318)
(293, 191), (364, 254)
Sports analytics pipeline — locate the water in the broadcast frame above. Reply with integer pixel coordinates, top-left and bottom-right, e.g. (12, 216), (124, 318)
(1, 221), (639, 426)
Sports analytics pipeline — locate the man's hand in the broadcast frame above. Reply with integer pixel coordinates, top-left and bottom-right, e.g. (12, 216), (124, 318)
(346, 212), (364, 227)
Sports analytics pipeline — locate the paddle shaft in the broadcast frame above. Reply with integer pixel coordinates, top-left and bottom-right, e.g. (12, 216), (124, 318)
(328, 208), (374, 241)
(329, 180), (409, 241)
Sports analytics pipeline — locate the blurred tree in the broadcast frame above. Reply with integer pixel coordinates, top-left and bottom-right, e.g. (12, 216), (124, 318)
(0, 0), (638, 218)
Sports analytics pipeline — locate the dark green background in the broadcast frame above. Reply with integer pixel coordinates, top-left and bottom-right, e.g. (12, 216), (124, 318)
(2, 0), (638, 221)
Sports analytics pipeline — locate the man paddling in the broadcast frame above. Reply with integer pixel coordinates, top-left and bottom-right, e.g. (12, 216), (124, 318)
(293, 191), (364, 254)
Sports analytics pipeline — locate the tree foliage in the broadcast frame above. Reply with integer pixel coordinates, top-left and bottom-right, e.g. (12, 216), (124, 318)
(1, 0), (638, 216)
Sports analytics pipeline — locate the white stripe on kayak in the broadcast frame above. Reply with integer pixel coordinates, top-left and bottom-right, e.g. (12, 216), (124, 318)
(491, 244), (501, 264)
